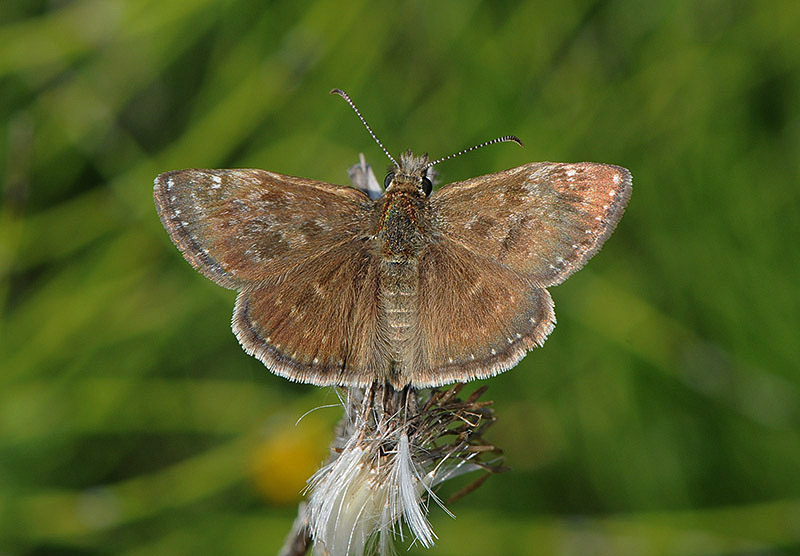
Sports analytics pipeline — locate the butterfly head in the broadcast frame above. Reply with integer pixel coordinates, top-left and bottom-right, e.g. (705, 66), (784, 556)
(384, 150), (434, 197)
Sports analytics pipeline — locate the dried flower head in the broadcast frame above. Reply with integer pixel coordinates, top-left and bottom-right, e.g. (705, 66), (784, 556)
(299, 383), (504, 556)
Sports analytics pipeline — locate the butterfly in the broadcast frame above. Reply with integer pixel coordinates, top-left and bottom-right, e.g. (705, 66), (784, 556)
(154, 90), (631, 388)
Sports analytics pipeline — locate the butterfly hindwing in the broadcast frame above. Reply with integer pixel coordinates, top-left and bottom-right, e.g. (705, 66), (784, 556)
(409, 239), (555, 387)
(232, 239), (391, 386)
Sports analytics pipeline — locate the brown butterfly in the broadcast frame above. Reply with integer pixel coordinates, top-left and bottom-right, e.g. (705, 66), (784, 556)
(154, 90), (631, 388)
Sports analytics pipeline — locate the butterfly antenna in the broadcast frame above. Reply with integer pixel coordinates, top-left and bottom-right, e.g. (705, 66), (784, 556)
(331, 89), (398, 167)
(424, 135), (524, 170)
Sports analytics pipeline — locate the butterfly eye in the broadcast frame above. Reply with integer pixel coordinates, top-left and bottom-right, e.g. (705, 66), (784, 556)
(421, 176), (433, 196)
(384, 172), (395, 189)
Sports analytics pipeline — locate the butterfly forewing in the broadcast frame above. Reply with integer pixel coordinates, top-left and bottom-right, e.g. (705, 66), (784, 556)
(154, 169), (373, 288)
(430, 162), (631, 286)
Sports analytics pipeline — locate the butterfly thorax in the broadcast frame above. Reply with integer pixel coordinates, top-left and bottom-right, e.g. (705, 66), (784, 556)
(377, 188), (426, 261)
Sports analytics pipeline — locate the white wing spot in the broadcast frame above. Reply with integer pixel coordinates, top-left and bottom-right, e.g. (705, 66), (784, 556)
(603, 204), (609, 210)
(515, 332), (522, 339)
(167, 178), (174, 189)
(609, 189), (617, 197)
(595, 216), (602, 221)
(173, 209), (181, 216)
(491, 348), (497, 355)
(566, 169), (577, 177)
(313, 357), (319, 364)
(507, 337), (513, 344)
(572, 244), (579, 249)
(530, 317), (536, 323)
(613, 174), (621, 184)
(180, 221), (189, 227)
(448, 357), (454, 364)
(470, 353), (476, 360)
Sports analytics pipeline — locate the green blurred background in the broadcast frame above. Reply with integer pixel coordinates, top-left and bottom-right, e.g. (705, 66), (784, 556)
(2, 0), (799, 554)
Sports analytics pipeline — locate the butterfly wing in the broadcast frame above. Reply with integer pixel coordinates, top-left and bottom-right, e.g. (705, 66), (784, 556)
(154, 169), (386, 385)
(410, 162), (631, 386)
(233, 238), (390, 386)
(429, 162), (631, 287)
(154, 169), (374, 289)
(409, 239), (555, 387)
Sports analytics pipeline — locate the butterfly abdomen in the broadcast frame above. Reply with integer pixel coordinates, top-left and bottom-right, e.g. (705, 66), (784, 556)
(379, 257), (422, 386)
